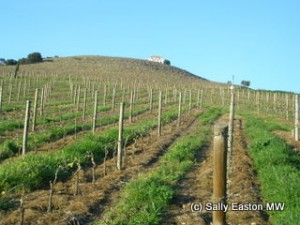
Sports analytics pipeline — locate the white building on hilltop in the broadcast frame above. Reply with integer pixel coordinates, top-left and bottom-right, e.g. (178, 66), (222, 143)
(148, 56), (171, 65)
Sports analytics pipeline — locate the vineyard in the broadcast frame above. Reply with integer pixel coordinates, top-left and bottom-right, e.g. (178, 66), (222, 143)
(0, 56), (299, 225)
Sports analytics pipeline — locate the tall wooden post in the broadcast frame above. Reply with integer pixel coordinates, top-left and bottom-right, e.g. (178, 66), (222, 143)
(149, 88), (153, 113)
(92, 91), (98, 134)
(82, 88), (87, 120)
(22, 100), (31, 156)
(158, 91), (162, 136)
(117, 102), (125, 170)
(0, 85), (2, 109)
(32, 89), (39, 131)
(228, 86), (235, 154)
(177, 92), (182, 127)
(189, 90), (192, 111)
(200, 90), (203, 109)
(213, 123), (228, 225)
(129, 91), (134, 123)
(103, 84), (107, 106)
(285, 94), (289, 120)
(39, 88), (44, 116)
(295, 94), (299, 141)
(112, 87), (116, 112)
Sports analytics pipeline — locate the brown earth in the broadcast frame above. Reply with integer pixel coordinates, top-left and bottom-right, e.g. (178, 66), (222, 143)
(163, 115), (269, 225)
(0, 110), (201, 225)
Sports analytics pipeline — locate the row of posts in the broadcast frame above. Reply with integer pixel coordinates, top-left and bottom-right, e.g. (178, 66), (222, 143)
(213, 88), (299, 225)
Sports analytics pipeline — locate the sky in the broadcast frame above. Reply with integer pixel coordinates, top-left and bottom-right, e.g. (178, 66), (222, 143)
(1, 0), (299, 93)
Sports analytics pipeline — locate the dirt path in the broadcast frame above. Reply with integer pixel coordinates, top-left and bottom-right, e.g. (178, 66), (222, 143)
(0, 110), (201, 225)
(163, 116), (269, 225)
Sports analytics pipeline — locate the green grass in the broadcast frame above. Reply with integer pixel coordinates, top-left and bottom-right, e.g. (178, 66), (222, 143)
(0, 105), (187, 204)
(100, 107), (223, 225)
(243, 113), (300, 225)
(0, 105), (149, 162)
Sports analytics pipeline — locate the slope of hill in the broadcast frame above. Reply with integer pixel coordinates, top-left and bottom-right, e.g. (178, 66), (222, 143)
(0, 55), (221, 89)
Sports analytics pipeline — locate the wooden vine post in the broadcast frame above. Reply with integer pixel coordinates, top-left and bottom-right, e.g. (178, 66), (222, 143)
(149, 88), (153, 113)
(200, 89), (203, 109)
(117, 102), (125, 170)
(177, 92), (182, 127)
(32, 88), (39, 131)
(0, 85), (2, 109)
(213, 123), (228, 225)
(189, 90), (192, 111)
(295, 94), (299, 141)
(129, 91), (134, 123)
(158, 91), (162, 137)
(92, 90), (98, 134)
(82, 88), (87, 120)
(285, 93), (289, 120)
(228, 85), (235, 155)
(112, 87), (116, 112)
(22, 100), (31, 156)
(39, 88), (44, 116)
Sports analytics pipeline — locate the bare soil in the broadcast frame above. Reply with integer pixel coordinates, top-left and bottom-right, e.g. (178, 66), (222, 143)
(163, 115), (269, 225)
(0, 110), (201, 225)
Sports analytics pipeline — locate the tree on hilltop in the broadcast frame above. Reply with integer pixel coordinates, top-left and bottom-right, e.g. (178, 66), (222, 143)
(5, 59), (18, 65)
(241, 80), (251, 87)
(27, 52), (43, 63)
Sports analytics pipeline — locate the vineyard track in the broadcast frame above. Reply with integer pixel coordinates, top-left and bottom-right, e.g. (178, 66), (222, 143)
(0, 109), (202, 225)
(163, 115), (269, 225)
(0, 102), (178, 165)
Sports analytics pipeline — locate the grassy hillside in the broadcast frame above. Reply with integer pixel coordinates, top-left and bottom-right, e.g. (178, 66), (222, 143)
(0, 55), (220, 89)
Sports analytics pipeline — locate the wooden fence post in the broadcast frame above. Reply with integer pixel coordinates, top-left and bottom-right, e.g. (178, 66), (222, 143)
(32, 89), (39, 131)
(213, 123), (228, 225)
(22, 100), (31, 156)
(158, 91), (162, 136)
(92, 90), (98, 134)
(295, 94), (299, 141)
(117, 102), (125, 170)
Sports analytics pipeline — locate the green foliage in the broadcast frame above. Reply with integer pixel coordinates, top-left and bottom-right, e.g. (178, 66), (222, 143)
(0, 198), (18, 211)
(244, 114), (300, 225)
(241, 80), (251, 87)
(27, 52), (43, 63)
(102, 107), (222, 225)
(0, 141), (20, 161)
(0, 120), (23, 133)
(0, 106), (182, 194)
(4, 59), (17, 65)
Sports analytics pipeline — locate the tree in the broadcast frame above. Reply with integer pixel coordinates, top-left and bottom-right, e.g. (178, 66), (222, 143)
(241, 80), (250, 87)
(27, 52), (43, 63)
(5, 59), (18, 65)
(18, 58), (28, 64)
(0, 58), (5, 65)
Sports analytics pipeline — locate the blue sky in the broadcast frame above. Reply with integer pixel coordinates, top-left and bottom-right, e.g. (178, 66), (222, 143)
(1, 0), (299, 93)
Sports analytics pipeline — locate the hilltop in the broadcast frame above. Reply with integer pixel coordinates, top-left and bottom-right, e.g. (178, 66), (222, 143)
(0, 55), (222, 89)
